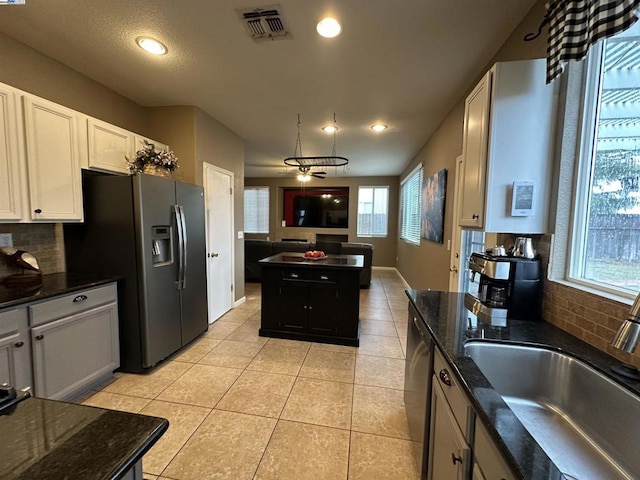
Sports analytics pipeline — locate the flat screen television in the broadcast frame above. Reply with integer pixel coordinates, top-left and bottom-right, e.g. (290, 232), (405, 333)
(283, 187), (349, 228)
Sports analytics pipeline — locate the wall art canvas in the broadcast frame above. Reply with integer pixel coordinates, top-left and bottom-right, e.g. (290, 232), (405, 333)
(421, 168), (447, 243)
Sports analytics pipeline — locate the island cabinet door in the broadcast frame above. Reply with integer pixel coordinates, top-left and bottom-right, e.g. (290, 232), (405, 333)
(279, 283), (308, 331)
(307, 284), (338, 335)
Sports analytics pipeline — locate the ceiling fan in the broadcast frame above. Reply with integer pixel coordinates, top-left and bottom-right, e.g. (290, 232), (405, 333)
(292, 165), (326, 181)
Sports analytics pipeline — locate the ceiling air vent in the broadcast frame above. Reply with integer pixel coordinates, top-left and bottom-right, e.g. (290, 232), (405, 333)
(237, 5), (289, 41)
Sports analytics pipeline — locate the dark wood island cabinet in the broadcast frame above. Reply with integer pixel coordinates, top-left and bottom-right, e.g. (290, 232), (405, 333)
(259, 252), (363, 346)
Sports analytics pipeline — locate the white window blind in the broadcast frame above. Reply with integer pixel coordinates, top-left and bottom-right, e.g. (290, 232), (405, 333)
(400, 166), (423, 245)
(244, 186), (269, 234)
(357, 186), (389, 237)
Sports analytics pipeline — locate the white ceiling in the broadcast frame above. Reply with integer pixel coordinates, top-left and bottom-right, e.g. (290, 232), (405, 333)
(0, 0), (538, 178)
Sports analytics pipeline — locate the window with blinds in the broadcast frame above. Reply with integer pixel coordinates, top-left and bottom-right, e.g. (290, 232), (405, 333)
(357, 186), (389, 237)
(244, 186), (269, 234)
(400, 165), (423, 245)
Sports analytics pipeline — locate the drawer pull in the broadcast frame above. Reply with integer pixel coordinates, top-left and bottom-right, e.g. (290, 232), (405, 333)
(14, 342), (24, 348)
(290, 273), (299, 279)
(34, 208), (42, 214)
(451, 453), (463, 465)
(320, 275), (329, 280)
(35, 335), (44, 341)
(439, 368), (452, 386)
(73, 295), (88, 303)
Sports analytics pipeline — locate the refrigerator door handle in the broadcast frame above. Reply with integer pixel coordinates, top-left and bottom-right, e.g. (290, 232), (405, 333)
(179, 205), (188, 289)
(174, 205), (184, 289)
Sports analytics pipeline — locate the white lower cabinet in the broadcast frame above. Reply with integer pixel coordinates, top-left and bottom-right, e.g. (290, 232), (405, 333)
(19, 282), (121, 401)
(474, 420), (516, 480)
(0, 307), (32, 392)
(429, 380), (471, 480)
(473, 463), (487, 480)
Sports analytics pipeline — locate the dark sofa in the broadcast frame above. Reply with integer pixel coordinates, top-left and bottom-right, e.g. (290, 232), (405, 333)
(244, 239), (373, 288)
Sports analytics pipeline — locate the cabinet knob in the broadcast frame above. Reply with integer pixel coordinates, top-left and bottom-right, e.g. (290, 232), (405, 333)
(14, 341), (24, 348)
(439, 369), (452, 386)
(34, 208), (42, 214)
(308, 306), (313, 310)
(472, 214), (479, 219)
(73, 295), (88, 303)
(35, 335), (44, 340)
(451, 453), (463, 465)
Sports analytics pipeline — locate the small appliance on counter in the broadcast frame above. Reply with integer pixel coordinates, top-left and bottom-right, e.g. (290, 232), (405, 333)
(465, 251), (542, 323)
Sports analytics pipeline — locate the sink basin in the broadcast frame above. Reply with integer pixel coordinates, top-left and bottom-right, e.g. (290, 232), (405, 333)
(464, 341), (640, 480)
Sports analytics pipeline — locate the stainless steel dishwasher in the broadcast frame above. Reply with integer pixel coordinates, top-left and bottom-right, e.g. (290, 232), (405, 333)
(404, 302), (434, 480)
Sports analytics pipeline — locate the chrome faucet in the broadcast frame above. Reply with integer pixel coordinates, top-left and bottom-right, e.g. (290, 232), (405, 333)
(610, 292), (640, 379)
(611, 293), (640, 353)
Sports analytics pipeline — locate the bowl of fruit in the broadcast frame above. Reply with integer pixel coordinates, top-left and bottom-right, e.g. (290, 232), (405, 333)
(304, 250), (327, 260)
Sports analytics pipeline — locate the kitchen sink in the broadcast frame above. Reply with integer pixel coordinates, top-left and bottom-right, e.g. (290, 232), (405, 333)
(464, 341), (640, 480)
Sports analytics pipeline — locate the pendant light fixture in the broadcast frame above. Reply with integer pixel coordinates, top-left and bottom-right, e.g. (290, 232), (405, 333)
(284, 114), (349, 180)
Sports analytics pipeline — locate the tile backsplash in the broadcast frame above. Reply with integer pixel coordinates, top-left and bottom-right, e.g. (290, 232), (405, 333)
(0, 224), (65, 280)
(497, 233), (640, 368)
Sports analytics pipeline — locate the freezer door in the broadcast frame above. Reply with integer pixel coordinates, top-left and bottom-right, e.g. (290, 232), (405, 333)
(175, 181), (209, 345)
(134, 174), (182, 367)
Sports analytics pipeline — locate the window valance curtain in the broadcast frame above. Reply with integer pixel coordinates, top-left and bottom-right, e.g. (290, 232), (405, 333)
(536, 0), (640, 82)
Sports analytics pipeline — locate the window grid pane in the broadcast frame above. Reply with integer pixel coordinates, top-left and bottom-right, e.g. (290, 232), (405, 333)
(572, 23), (640, 295)
(357, 186), (389, 237)
(244, 187), (269, 234)
(400, 167), (423, 245)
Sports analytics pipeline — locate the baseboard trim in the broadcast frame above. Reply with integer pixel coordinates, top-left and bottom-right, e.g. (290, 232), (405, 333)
(372, 266), (411, 289)
(233, 296), (246, 308)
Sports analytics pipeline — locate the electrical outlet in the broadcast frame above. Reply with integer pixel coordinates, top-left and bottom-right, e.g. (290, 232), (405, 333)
(0, 233), (13, 247)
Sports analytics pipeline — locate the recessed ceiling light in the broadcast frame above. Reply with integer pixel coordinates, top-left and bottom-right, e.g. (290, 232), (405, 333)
(316, 18), (342, 38)
(322, 125), (338, 134)
(136, 37), (167, 55)
(371, 124), (388, 132)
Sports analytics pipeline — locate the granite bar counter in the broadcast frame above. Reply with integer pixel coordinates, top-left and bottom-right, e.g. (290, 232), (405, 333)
(406, 289), (640, 480)
(1, 396), (167, 479)
(0, 272), (120, 310)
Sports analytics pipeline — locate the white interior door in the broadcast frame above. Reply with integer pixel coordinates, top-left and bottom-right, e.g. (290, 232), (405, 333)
(449, 155), (464, 292)
(204, 163), (234, 323)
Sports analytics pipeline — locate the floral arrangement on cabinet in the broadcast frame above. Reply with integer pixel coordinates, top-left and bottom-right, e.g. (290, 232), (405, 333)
(126, 140), (179, 175)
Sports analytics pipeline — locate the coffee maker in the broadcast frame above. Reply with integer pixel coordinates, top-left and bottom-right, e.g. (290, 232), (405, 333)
(465, 252), (542, 322)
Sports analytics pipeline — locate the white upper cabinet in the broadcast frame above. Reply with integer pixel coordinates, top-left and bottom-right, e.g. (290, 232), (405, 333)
(23, 95), (85, 222)
(134, 135), (168, 155)
(459, 59), (558, 233)
(87, 118), (133, 174)
(0, 85), (26, 222)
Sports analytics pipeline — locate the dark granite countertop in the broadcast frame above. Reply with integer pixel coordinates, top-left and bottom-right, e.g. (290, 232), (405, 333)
(259, 252), (364, 269)
(406, 290), (640, 480)
(1, 397), (167, 480)
(0, 272), (120, 310)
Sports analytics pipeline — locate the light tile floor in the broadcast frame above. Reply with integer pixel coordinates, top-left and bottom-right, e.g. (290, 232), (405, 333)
(81, 269), (419, 480)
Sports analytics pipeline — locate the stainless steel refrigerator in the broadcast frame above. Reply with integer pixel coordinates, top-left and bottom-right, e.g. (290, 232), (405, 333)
(65, 173), (208, 372)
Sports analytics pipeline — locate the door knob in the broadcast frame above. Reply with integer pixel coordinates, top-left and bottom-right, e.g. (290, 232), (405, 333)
(449, 266), (458, 273)
(212, 252), (219, 257)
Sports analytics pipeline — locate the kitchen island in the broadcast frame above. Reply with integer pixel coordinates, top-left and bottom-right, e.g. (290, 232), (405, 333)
(407, 290), (640, 480)
(0, 396), (167, 479)
(259, 252), (363, 346)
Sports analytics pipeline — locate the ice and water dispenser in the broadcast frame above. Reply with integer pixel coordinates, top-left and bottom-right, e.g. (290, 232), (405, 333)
(151, 226), (173, 266)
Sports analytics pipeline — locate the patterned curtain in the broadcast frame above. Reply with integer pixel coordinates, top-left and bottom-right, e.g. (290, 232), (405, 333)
(543, 0), (640, 83)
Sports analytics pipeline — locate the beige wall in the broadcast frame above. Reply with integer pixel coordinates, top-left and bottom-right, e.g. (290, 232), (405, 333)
(194, 108), (246, 302)
(0, 32), (147, 134)
(397, 1), (547, 290)
(244, 176), (399, 267)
